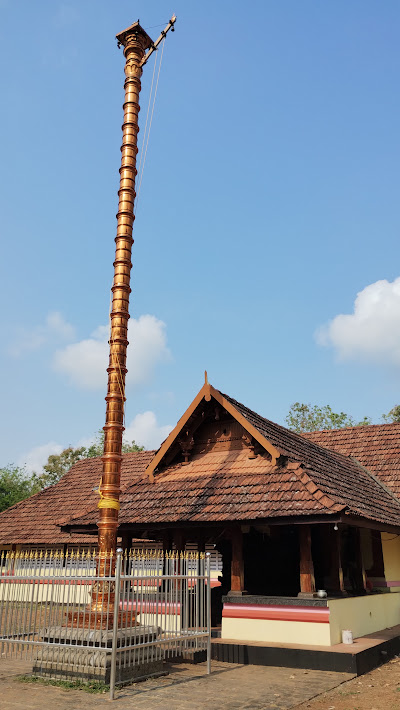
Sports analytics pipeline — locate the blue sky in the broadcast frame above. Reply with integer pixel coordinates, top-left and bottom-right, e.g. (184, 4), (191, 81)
(1, 1), (400, 471)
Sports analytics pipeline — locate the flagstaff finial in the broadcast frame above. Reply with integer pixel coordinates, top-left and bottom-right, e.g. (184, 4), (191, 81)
(116, 21), (154, 50)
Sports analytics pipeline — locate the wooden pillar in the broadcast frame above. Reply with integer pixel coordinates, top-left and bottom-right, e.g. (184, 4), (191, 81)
(162, 530), (173, 553)
(331, 526), (346, 595)
(298, 525), (316, 597)
(230, 527), (244, 595)
(120, 532), (132, 553)
(198, 537), (206, 553)
(173, 529), (186, 553)
(354, 528), (368, 593)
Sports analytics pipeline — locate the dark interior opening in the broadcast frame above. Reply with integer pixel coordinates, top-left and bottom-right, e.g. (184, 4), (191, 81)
(243, 526), (300, 597)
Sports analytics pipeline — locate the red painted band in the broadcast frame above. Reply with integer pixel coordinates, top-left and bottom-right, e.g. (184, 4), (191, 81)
(222, 603), (330, 624)
(121, 601), (180, 613)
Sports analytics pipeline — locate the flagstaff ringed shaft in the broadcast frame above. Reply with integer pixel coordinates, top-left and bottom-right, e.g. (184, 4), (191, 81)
(98, 22), (153, 561)
(96, 16), (176, 586)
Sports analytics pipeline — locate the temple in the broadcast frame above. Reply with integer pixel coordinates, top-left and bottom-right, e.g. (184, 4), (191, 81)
(2, 380), (400, 648)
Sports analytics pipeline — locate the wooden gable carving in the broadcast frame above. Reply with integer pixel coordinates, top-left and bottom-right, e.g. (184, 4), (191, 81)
(146, 382), (282, 482)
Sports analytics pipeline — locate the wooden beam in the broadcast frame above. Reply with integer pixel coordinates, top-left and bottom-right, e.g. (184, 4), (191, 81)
(299, 525), (316, 596)
(65, 513), (400, 539)
(230, 527), (244, 594)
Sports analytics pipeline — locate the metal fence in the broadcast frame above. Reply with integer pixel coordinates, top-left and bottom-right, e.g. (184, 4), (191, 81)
(0, 548), (211, 699)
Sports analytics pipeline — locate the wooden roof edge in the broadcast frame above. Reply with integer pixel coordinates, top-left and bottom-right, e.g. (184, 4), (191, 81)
(145, 381), (282, 482)
(64, 512), (400, 536)
(146, 382), (211, 481)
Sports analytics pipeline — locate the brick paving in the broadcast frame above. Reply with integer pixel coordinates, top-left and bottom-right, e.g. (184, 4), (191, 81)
(0, 658), (352, 709)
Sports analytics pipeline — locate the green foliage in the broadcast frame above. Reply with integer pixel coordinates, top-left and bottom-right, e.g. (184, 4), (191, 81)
(1, 430), (144, 512)
(31, 430), (143, 490)
(84, 429), (143, 459)
(382, 405), (400, 423)
(0, 465), (39, 513)
(31, 446), (88, 490)
(285, 402), (372, 433)
(286, 402), (400, 433)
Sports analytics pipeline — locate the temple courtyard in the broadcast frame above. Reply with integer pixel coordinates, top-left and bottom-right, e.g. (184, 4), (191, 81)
(0, 657), (399, 709)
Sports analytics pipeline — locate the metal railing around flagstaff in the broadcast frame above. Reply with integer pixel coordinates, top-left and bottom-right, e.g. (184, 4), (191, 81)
(0, 548), (212, 700)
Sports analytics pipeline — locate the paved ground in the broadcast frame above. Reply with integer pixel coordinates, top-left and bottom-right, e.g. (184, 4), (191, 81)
(0, 658), (351, 709)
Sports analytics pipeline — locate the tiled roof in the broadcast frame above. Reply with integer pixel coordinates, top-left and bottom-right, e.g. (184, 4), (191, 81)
(65, 394), (400, 530)
(4, 392), (400, 545)
(0, 451), (154, 545)
(219, 394), (400, 524)
(303, 423), (400, 499)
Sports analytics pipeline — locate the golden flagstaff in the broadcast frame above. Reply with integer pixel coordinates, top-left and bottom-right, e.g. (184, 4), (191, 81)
(97, 17), (175, 570)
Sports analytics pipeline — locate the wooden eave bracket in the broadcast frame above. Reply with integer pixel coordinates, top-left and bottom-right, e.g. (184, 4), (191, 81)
(146, 382), (282, 482)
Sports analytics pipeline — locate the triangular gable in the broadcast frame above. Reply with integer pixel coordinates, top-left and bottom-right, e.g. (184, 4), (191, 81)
(59, 386), (400, 531)
(146, 381), (281, 482)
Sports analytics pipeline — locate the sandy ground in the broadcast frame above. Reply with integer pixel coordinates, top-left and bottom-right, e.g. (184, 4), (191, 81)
(296, 655), (400, 710)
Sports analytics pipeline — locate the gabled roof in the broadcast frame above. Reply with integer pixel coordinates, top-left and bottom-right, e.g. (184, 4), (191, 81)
(145, 382), (281, 481)
(303, 423), (400, 499)
(0, 451), (154, 545)
(63, 385), (400, 532)
(4, 385), (400, 545)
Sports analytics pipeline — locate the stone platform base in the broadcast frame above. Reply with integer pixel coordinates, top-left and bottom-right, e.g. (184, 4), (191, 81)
(212, 625), (400, 676)
(32, 625), (165, 685)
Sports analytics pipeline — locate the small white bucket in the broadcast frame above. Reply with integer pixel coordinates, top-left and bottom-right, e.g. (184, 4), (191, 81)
(342, 629), (353, 644)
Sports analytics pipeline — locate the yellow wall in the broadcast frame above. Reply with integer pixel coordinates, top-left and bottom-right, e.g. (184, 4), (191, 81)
(382, 533), (400, 591)
(221, 617), (331, 646)
(222, 594), (400, 647)
(328, 593), (400, 644)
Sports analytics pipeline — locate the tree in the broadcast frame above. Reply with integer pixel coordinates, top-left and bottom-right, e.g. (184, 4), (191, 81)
(0, 465), (38, 513)
(0, 431), (143, 513)
(285, 402), (372, 433)
(83, 430), (143, 459)
(31, 430), (143, 490)
(31, 447), (88, 489)
(382, 405), (400, 423)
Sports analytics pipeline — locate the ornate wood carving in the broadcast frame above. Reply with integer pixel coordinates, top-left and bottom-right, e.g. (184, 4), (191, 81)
(241, 433), (263, 458)
(178, 433), (195, 464)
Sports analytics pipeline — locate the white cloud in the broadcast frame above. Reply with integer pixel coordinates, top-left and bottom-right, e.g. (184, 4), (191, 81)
(124, 411), (173, 450)
(10, 311), (75, 357)
(53, 327), (108, 389)
(46, 311), (75, 339)
(18, 442), (63, 474)
(16, 410), (171, 475)
(316, 277), (400, 366)
(53, 314), (171, 390)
